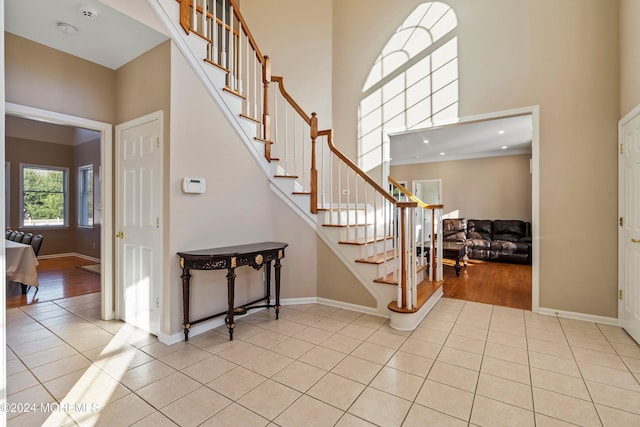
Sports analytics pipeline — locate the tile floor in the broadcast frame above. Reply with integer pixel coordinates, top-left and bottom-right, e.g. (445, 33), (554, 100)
(5, 294), (640, 426)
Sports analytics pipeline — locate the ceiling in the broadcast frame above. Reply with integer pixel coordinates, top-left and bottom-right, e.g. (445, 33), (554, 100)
(389, 115), (533, 166)
(5, 0), (168, 69)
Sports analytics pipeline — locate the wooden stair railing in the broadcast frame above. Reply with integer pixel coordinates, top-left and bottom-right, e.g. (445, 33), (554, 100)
(176, 0), (442, 313)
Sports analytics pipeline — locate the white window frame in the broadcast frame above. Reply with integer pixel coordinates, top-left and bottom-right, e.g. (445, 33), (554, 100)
(77, 164), (94, 228)
(5, 162), (10, 228)
(20, 163), (69, 228)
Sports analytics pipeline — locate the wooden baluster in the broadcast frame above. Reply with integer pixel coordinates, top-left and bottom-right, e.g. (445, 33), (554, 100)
(201, 0), (207, 38)
(221, 0), (227, 68)
(262, 56), (272, 158)
(212, 0), (217, 63)
(180, 0), (190, 33)
(310, 113), (318, 214)
(192, 0), (197, 32)
(238, 21), (243, 95)
(229, 3), (234, 88)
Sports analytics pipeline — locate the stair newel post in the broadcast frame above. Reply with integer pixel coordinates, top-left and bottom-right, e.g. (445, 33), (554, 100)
(398, 201), (418, 310)
(430, 208), (435, 281)
(262, 56), (272, 160)
(310, 113), (319, 214)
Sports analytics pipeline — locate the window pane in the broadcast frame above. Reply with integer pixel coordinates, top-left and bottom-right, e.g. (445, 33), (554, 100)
(22, 166), (67, 227)
(78, 165), (94, 227)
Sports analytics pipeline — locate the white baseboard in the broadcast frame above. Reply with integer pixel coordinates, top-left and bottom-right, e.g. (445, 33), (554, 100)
(38, 252), (100, 263)
(158, 296), (386, 344)
(536, 307), (619, 326)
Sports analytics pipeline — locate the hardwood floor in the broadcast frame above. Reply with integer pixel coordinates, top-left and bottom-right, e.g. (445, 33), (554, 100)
(6, 256), (100, 309)
(442, 259), (532, 310)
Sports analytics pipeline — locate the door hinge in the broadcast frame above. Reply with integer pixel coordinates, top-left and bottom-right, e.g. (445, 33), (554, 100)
(156, 297), (160, 309)
(156, 137), (160, 148)
(619, 290), (623, 300)
(156, 217), (160, 228)
(620, 143), (624, 154)
(620, 217), (624, 227)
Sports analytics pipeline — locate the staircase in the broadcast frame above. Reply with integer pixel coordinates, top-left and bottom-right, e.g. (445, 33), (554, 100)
(151, 0), (445, 330)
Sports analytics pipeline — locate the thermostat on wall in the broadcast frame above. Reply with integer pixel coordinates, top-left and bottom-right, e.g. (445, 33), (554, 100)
(182, 177), (206, 194)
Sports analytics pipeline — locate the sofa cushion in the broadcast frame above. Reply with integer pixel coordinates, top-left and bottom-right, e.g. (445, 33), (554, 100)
(468, 219), (492, 241)
(492, 220), (526, 242)
(443, 218), (467, 241)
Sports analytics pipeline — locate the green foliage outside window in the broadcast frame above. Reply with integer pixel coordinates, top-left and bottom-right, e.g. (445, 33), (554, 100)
(23, 167), (66, 224)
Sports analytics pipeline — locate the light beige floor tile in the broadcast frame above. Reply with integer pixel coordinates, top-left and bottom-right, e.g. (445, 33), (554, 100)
(207, 366), (267, 400)
(530, 367), (590, 400)
(293, 326), (333, 344)
(199, 402), (269, 427)
(161, 386), (231, 427)
(596, 403), (640, 427)
(313, 317), (349, 333)
(332, 308), (364, 323)
(457, 313), (491, 329)
(428, 360), (479, 392)
(289, 312), (324, 326)
(7, 370), (39, 395)
(62, 376), (131, 412)
(419, 318), (454, 333)
(487, 329), (527, 349)
(533, 387), (601, 427)
(351, 341), (396, 364)
(91, 348), (156, 378)
(119, 359), (177, 391)
(623, 355), (640, 373)
(31, 354), (92, 383)
(586, 380), (640, 415)
(307, 372), (366, 410)
(299, 345), (346, 370)
(351, 314), (387, 329)
(269, 337), (314, 359)
(306, 305), (340, 317)
(611, 341), (640, 358)
(481, 355), (531, 385)
(409, 326), (449, 345)
(488, 320), (526, 337)
(216, 341), (264, 365)
(137, 372), (201, 408)
(334, 413), (377, 426)
(365, 330), (407, 349)
(10, 335), (66, 357)
(267, 319), (307, 336)
(274, 395), (343, 427)
(578, 360), (640, 391)
(534, 413), (579, 426)
(237, 379), (301, 420)
(451, 323), (488, 340)
(403, 403), (467, 427)
(42, 369), (88, 401)
(386, 351), (434, 377)
(130, 411), (179, 427)
(19, 343), (80, 370)
(272, 360), (326, 392)
(6, 358), (27, 376)
(242, 349), (293, 377)
(444, 333), (486, 355)
(525, 326), (567, 344)
(159, 344), (212, 370)
(426, 308), (460, 323)
(572, 347), (628, 370)
(414, 379), (474, 421)
(321, 333), (362, 354)
(484, 341), (529, 365)
(337, 323), (376, 341)
(528, 350), (582, 377)
(6, 384), (55, 421)
(244, 330), (289, 349)
(471, 395), (534, 427)
(76, 393), (154, 427)
(527, 338), (573, 359)
(348, 387), (411, 426)
(370, 366), (424, 400)
(567, 335), (615, 353)
(332, 355), (383, 384)
(476, 373), (533, 410)
(180, 354), (235, 383)
(140, 341), (188, 359)
(8, 409), (74, 427)
(437, 346), (482, 371)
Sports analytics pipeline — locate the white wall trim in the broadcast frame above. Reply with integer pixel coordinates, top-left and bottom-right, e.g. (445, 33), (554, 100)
(315, 297), (383, 317)
(5, 102), (114, 320)
(537, 307), (619, 326)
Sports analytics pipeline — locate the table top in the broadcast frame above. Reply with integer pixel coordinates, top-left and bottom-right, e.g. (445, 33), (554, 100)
(178, 241), (288, 258)
(6, 239), (39, 287)
(6, 240), (31, 249)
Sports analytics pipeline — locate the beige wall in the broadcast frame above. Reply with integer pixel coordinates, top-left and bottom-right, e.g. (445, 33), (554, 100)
(391, 154), (532, 222)
(242, 0), (333, 129)
(331, 0), (620, 317)
(620, 0), (640, 116)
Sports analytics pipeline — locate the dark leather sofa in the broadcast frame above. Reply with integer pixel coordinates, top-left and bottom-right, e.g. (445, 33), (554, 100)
(443, 218), (532, 264)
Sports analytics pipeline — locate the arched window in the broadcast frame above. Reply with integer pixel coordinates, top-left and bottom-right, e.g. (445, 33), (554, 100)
(358, 2), (458, 173)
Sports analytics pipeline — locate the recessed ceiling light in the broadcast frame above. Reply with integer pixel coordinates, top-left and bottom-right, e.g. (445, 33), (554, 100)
(498, 130), (505, 134)
(57, 22), (78, 35)
(423, 139), (430, 144)
(440, 152), (445, 156)
(501, 146), (508, 149)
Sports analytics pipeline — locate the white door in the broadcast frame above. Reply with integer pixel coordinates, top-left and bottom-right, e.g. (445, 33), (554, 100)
(620, 107), (640, 344)
(116, 112), (163, 335)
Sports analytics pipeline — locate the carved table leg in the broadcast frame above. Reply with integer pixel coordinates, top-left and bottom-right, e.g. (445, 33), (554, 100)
(265, 260), (272, 310)
(181, 267), (191, 341)
(226, 267), (236, 340)
(274, 257), (282, 319)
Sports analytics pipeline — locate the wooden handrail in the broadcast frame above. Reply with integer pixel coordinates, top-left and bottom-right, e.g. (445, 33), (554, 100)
(319, 129), (398, 205)
(388, 176), (444, 210)
(271, 76), (312, 125)
(228, 0), (265, 62)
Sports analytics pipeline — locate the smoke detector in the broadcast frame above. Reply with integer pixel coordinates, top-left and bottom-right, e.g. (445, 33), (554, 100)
(81, 8), (99, 20)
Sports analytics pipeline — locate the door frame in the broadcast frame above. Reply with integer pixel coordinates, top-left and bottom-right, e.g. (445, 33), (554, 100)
(114, 110), (164, 334)
(618, 103), (640, 329)
(5, 102), (114, 320)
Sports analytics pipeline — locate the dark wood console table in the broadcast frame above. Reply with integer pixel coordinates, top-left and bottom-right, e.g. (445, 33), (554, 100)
(178, 241), (288, 341)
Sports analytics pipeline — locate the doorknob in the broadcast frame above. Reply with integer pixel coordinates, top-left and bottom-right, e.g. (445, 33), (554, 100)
(116, 232), (125, 239)
(632, 239), (640, 243)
